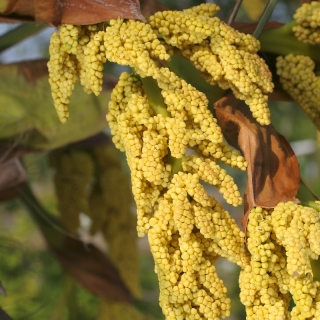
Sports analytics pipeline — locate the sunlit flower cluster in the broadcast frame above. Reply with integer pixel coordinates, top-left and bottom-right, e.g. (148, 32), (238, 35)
(276, 54), (320, 130)
(240, 203), (320, 320)
(293, 1), (320, 44)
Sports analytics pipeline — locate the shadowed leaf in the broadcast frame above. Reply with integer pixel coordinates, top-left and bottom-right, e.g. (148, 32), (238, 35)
(50, 241), (133, 302)
(214, 94), (300, 230)
(0, 0), (144, 25)
(0, 282), (7, 297)
(0, 143), (36, 162)
(0, 60), (111, 150)
(98, 299), (155, 320)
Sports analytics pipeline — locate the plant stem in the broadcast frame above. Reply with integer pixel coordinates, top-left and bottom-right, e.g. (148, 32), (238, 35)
(259, 20), (320, 64)
(168, 154), (186, 175)
(228, 0), (243, 25)
(0, 23), (47, 53)
(139, 76), (171, 117)
(301, 201), (320, 212)
(253, 0), (279, 39)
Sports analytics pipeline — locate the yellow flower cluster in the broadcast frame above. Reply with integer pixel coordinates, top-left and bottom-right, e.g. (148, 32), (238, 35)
(240, 207), (291, 320)
(182, 155), (242, 206)
(104, 16), (250, 319)
(276, 54), (320, 130)
(106, 67), (246, 237)
(49, 4), (273, 126)
(293, 1), (320, 44)
(104, 19), (170, 78)
(148, 171), (248, 320)
(106, 73), (164, 236)
(47, 32), (78, 123)
(272, 202), (320, 320)
(48, 24), (105, 122)
(272, 202), (320, 276)
(83, 31), (106, 95)
(240, 203), (320, 319)
(148, 4), (274, 125)
(59, 24), (81, 54)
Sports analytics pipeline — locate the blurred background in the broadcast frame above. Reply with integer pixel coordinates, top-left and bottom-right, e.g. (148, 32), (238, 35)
(0, 0), (319, 319)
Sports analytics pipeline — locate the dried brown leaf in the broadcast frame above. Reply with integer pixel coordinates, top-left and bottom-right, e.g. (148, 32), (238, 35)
(0, 0), (145, 26)
(214, 94), (300, 230)
(49, 240), (133, 302)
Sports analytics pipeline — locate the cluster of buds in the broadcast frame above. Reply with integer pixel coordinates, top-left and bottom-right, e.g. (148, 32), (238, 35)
(48, 3), (274, 125)
(276, 54), (320, 130)
(293, 1), (320, 44)
(240, 203), (320, 320)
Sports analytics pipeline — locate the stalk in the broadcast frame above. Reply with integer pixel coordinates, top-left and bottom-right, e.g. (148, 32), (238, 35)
(167, 154), (187, 175)
(301, 201), (320, 212)
(139, 76), (185, 174)
(253, 0), (279, 39)
(0, 23), (47, 53)
(139, 76), (171, 118)
(259, 20), (320, 64)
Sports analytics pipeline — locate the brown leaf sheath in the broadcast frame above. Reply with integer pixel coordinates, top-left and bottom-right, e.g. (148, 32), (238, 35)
(0, 0), (145, 26)
(214, 94), (300, 230)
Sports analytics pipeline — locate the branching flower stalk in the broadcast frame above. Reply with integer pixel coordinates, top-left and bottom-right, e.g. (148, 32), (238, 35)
(47, 2), (320, 320)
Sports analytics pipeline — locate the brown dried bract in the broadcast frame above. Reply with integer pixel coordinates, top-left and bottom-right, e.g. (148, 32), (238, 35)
(0, 0), (145, 26)
(50, 240), (133, 302)
(214, 94), (300, 230)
